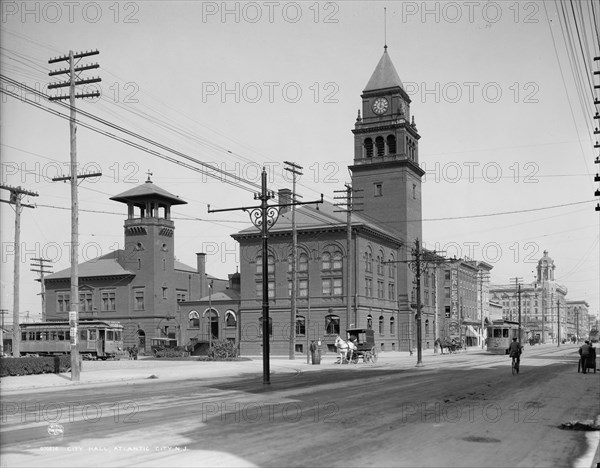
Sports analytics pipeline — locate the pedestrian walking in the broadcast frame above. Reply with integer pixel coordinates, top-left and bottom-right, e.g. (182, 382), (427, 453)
(579, 341), (591, 373)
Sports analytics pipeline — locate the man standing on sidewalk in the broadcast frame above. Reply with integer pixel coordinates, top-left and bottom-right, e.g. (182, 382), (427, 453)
(578, 341), (591, 373)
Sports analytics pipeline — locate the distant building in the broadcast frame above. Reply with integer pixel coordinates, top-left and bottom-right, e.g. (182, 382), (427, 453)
(44, 177), (227, 353)
(565, 300), (590, 341)
(490, 250), (567, 343)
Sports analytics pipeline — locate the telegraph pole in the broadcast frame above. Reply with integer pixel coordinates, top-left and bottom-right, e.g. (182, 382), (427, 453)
(30, 258), (53, 321)
(209, 168), (322, 384)
(0, 309), (7, 355)
(284, 161), (302, 360)
(334, 184), (362, 330)
(0, 185), (38, 357)
(478, 271), (491, 349)
(511, 277), (523, 342)
(557, 297), (561, 347)
(48, 49), (101, 381)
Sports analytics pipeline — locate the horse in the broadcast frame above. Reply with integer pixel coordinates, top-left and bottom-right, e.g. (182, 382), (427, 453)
(434, 338), (445, 355)
(335, 335), (357, 364)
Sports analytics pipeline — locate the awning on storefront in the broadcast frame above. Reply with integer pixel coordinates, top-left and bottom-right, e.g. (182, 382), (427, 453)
(465, 325), (480, 338)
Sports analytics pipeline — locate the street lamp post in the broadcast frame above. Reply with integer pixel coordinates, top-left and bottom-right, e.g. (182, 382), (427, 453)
(208, 280), (213, 354)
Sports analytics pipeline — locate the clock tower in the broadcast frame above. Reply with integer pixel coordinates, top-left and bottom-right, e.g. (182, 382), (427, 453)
(349, 46), (424, 244)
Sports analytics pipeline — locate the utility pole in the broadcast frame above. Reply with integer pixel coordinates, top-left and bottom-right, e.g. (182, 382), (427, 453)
(511, 277), (523, 342)
(479, 271), (491, 349)
(557, 297), (561, 347)
(30, 258), (53, 321)
(209, 168), (322, 384)
(284, 161), (302, 360)
(0, 309), (8, 355)
(0, 185), (38, 357)
(48, 49), (101, 382)
(334, 184), (362, 330)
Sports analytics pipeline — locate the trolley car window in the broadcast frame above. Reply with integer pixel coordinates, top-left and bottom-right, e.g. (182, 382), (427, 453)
(50, 331), (58, 340)
(80, 330), (87, 341)
(58, 331), (65, 340)
(503, 329), (509, 338)
(65, 331), (70, 340)
(21, 332), (27, 341)
(88, 329), (97, 340)
(106, 330), (114, 341)
(493, 329), (501, 337)
(115, 330), (122, 341)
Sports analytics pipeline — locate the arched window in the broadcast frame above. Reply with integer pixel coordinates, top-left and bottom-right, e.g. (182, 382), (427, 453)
(377, 250), (385, 275)
(325, 315), (340, 335)
(387, 135), (397, 154)
(296, 315), (306, 336)
(367, 314), (373, 330)
(388, 255), (396, 277)
(390, 316), (395, 335)
(299, 253), (308, 272)
(256, 254), (275, 275)
(379, 315), (384, 334)
(322, 252), (331, 270)
(365, 247), (373, 273)
(332, 251), (343, 270)
(258, 316), (273, 336)
(225, 310), (237, 328)
(364, 138), (373, 158)
(375, 136), (385, 156)
(188, 311), (200, 329)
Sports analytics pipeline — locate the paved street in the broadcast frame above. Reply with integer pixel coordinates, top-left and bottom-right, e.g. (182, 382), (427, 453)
(1, 344), (598, 468)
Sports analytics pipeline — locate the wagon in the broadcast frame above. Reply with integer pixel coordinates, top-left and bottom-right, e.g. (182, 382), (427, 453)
(346, 328), (378, 363)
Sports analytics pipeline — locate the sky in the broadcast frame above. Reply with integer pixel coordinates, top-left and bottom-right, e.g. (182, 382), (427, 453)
(1, 0), (599, 325)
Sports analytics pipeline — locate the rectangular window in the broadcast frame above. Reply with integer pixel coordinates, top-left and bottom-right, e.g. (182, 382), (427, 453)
(79, 291), (93, 312)
(176, 290), (187, 302)
(333, 278), (343, 296)
(388, 283), (396, 300)
(322, 279), (331, 296)
(299, 279), (308, 297)
(444, 270), (451, 280)
(365, 278), (372, 297)
(134, 289), (145, 310)
(445, 287), (451, 299)
(101, 290), (116, 311)
(377, 281), (384, 299)
(257, 281), (275, 299)
(57, 292), (70, 313)
(374, 183), (383, 197)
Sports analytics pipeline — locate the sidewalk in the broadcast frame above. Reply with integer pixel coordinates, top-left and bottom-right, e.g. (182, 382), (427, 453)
(0, 347), (486, 394)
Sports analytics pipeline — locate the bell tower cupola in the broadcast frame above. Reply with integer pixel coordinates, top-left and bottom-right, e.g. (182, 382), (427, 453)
(350, 47), (424, 242)
(110, 174), (187, 317)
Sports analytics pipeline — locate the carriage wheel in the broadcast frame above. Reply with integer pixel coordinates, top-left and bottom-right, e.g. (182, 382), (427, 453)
(371, 347), (378, 363)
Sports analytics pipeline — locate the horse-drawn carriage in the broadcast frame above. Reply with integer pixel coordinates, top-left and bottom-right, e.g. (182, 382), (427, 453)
(335, 328), (378, 364)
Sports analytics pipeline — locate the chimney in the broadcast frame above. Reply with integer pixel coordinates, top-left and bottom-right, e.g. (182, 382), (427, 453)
(278, 188), (292, 215)
(196, 253), (206, 298)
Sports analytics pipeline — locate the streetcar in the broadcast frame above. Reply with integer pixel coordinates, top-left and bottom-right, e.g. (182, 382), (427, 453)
(485, 321), (525, 354)
(19, 320), (124, 359)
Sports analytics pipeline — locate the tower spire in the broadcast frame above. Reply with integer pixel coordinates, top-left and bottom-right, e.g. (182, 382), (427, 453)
(384, 7), (387, 51)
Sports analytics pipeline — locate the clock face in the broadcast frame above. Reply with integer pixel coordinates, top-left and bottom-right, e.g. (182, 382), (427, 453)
(372, 97), (388, 115)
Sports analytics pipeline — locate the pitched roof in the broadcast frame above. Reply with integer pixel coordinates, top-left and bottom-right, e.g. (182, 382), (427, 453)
(110, 180), (187, 206)
(233, 200), (401, 242)
(364, 48), (404, 93)
(45, 250), (135, 280)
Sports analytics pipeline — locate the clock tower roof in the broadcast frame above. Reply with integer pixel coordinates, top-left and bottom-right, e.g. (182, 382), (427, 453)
(363, 47), (404, 93)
